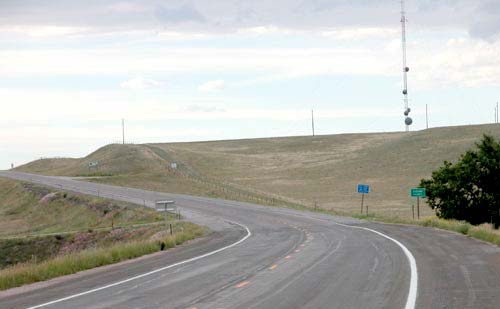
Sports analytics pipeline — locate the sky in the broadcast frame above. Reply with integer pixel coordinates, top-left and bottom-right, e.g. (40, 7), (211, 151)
(1, 0), (500, 169)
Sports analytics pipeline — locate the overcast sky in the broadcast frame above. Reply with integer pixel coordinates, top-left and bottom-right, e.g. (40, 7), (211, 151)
(1, 0), (500, 168)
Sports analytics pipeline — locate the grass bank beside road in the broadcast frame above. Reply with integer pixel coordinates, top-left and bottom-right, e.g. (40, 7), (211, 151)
(13, 124), (500, 247)
(0, 222), (206, 291)
(0, 177), (208, 290)
(0, 177), (164, 238)
(352, 212), (500, 247)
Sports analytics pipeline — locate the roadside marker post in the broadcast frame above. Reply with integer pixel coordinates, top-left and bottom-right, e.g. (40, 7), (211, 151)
(155, 200), (176, 228)
(411, 199), (415, 220)
(357, 184), (370, 214)
(410, 188), (426, 220)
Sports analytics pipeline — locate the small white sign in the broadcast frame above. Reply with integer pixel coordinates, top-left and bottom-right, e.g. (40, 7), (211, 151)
(170, 162), (177, 169)
(155, 200), (176, 212)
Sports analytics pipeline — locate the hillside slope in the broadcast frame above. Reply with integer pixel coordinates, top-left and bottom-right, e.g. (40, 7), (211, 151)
(0, 176), (206, 289)
(15, 124), (500, 218)
(16, 144), (165, 176)
(0, 177), (162, 238)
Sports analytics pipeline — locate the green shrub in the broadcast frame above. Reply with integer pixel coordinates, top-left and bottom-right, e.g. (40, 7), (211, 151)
(420, 134), (500, 228)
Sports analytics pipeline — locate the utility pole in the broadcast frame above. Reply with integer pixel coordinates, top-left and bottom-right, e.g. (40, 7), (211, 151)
(496, 102), (499, 124)
(311, 109), (315, 137)
(122, 119), (125, 144)
(426, 104), (429, 129)
(401, 0), (412, 131)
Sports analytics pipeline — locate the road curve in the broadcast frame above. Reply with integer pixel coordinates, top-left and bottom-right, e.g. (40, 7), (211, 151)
(1, 171), (500, 309)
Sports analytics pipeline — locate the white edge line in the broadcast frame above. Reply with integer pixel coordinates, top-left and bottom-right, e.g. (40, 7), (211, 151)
(277, 211), (418, 309)
(333, 223), (418, 309)
(11, 172), (415, 308)
(26, 222), (251, 309)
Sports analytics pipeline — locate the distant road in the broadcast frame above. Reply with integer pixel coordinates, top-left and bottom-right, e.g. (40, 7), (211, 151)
(1, 171), (499, 309)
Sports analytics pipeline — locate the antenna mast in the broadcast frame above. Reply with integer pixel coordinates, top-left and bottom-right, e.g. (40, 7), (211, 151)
(401, 0), (412, 131)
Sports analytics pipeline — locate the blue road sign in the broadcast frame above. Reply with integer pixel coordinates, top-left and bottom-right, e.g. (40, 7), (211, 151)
(357, 184), (370, 194)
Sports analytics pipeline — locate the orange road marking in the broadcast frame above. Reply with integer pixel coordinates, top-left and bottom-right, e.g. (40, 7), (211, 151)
(235, 281), (250, 288)
(269, 264), (278, 270)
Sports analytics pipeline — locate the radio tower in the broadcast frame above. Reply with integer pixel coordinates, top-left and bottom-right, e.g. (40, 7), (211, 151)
(401, 0), (412, 131)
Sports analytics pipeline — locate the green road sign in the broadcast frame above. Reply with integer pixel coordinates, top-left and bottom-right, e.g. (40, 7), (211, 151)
(410, 188), (426, 197)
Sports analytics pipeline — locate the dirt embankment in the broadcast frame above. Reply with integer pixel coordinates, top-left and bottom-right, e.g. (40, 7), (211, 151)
(0, 226), (163, 269)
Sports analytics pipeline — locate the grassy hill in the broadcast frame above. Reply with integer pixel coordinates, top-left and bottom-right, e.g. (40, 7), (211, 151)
(15, 123), (500, 219)
(0, 177), (206, 289)
(16, 144), (165, 176)
(0, 177), (163, 238)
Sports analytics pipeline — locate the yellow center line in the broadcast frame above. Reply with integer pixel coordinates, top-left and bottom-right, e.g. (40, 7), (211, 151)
(269, 264), (278, 270)
(235, 281), (250, 288)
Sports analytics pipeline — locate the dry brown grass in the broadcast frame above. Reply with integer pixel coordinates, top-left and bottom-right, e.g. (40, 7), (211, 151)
(16, 123), (500, 219)
(156, 124), (500, 218)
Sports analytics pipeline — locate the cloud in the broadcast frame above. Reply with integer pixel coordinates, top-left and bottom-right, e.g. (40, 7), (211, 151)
(3, 37), (500, 89)
(408, 37), (500, 88)
(120, 77), (160, 89)
(197, 80), (225, 92)
(155, 4), (206, 24)
(0, 25), (89, 37)
(320, 27), (398, 40)
(182, 104), (225, 113)
(0, 1), (499, 40)
(0, 87), (399, 123)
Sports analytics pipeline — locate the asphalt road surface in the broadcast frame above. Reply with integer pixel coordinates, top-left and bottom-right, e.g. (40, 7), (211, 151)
(1, 171), (500, 309)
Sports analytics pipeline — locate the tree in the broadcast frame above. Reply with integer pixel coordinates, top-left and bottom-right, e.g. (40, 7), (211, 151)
(420, 134), (500, 228)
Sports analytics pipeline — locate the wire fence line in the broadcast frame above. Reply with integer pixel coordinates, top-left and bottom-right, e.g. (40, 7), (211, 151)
(145, 145), (307, 209)
(0, 221), (165, 240)
(52, 183), (156, 209)
(27, 142), (309, 211)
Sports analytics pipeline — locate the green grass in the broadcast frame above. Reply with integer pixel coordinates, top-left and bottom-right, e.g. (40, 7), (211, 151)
(16, 123), (500, 220)
(417, 218), (500, 245)
(0, 178), (164, 237)
(0, 177), (208, 288)
(468, 226), (500, 246)
(13, 123), (500, 247)
(0, 222), (206, 291)
(419, 217), (471, 235)
(348, 213), (500, 246)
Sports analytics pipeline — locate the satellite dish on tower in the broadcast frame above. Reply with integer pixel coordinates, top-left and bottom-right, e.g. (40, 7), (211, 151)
(400, 0), (412, 131)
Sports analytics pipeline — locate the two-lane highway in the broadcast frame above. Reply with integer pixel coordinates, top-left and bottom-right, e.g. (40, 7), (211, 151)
(1, 171), (500, 309)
